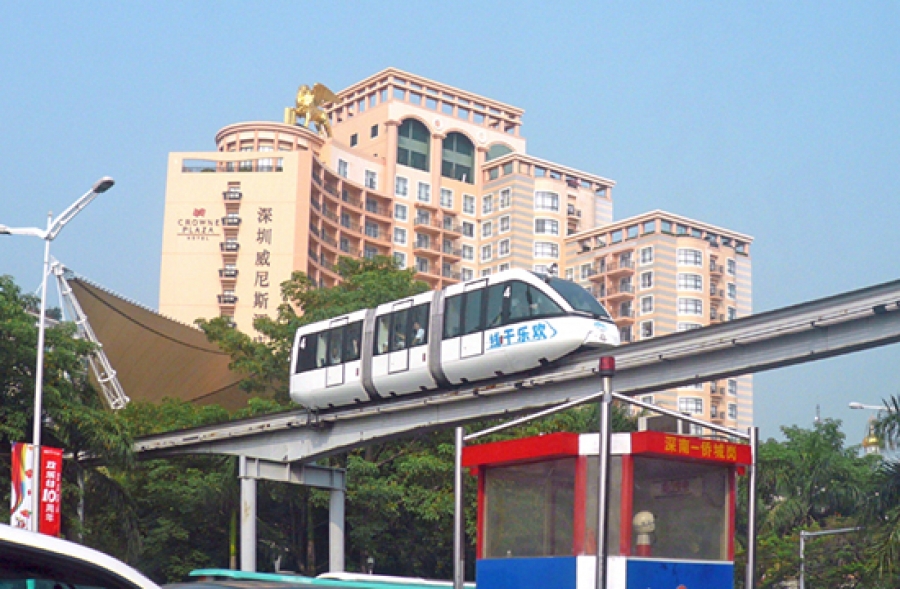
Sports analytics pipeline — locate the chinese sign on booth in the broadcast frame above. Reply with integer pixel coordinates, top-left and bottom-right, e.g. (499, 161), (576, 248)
(10, 443), (63, 536)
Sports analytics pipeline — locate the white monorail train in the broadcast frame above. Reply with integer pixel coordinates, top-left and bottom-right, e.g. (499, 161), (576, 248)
(290, 269), (620, 409)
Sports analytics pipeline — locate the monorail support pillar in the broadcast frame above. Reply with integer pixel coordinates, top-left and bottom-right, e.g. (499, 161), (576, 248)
(238, 456), (346, 573)
(239, 456), (258, 571)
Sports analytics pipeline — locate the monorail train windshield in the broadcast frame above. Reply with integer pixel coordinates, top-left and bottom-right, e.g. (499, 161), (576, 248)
(544, 276), (612, 320)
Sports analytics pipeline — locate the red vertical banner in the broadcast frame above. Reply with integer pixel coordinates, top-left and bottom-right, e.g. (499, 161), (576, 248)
(38, 446), (63, 536)
(10, 442), (35, 530)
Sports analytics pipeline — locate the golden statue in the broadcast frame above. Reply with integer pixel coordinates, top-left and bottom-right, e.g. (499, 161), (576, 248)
(284, 83), (337, 137)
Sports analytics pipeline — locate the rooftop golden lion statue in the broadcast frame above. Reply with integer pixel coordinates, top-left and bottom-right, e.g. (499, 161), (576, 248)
(284, 83), (337, 137)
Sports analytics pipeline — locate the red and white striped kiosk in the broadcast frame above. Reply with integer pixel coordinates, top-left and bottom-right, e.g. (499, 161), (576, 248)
(462, 430), (751, 589)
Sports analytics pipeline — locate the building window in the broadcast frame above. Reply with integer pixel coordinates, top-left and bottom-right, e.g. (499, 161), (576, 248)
(395, 176), (409, 198)
(483, 194), (494, 215)
(580, 263), (593, 280)
(481, 244), (492, 261)
(481, 268), (493, 277)
(482, 221), (493, 238)
(534, 218), (559, 235)
(640, 246), (653, 265)
(462, 244), (474, 260)
(678, 397), (703, 415)
(499, 239), (510, 257)
(394, 203), (408, 221)
(640, 296), (653, 315)
(365, 170), (377, 190)
(498, 262), (510, 272)
(463, 194), (476, 215)
(440, 188), (453, 209)
(416, 257), (429, 273)
(566, 268), (575, 281)
(370, 124), (379, 138)
(337, 159), (348, 178)
(728, 379), (738, 396)
(462, 221), (475, 237)
(727, 259), (736, 275)
(398, 118), (430, 171)
(499, 215), (511, 233)
(728, 283), (737, 299)
(728, 403), (738, 420)
(394, 227), (407, 245)
(640, 395), (654, 406)
(677, 273), (703, 291)
(414, 182), (430, 203)
(727, 307), (737, 321)
(461, 268), (474, 281)
(711, 404), (718, 418)
(677, 297), (703, 316)
(500, 188), (512, 209)
(442, 132), (475, 183)
(640, 320), (654, 339)
(619, 325), (632, 343)
(350, 133), (358, 147)
(393, 251), (407, 268)
(533, 242), (559, 258)
(535, 191), (559, 211)
(677, 322), (702, 331)
(365, 221), (379, 239)
(676, 248), (703, 266)
(640, 271), (653, 290)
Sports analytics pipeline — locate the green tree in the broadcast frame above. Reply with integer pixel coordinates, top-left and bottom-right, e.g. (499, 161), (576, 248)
(0, 275), (134, 546)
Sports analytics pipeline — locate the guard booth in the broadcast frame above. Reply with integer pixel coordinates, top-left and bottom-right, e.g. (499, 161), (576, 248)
(462, 431), (751, 589)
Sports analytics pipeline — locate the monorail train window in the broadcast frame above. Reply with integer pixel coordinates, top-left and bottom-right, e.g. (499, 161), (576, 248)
(375, 315), (391, 355)
(327, 328), (344, 366)
(409, 304), (429, 346)
(295, 333), (320, 373)
(509, 281), (564, 322)
(390, 309), (410, 352)
(344, 321), (362, 362)
(315, 331), (329, 368)
(546, 277), (611, 320)
(444, 295), (463, 339)
(485, 283), (508, 328)
(462, 289), (484, 335)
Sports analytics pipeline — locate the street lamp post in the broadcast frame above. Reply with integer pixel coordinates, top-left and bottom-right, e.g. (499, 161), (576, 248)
(0, 176), (114, 532)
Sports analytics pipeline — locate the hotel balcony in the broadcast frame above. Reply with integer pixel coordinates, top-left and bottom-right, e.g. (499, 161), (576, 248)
(220, 241), (240, 252)
(442, 218), (463, 235)
(341, 189), (362, 209)
(218, 268), (239, 279)
(710, 262), (724, 277)
(710, 286), (725, 302)
(365, 199), (393, 219)
(414, 240), (442, 258)
(610, 308), (635, 323)
(442, 244), (463, 261)
(414, 216), (442, 234)
(217, 294), (238, 305)
(606, 283), (635, 302)
(222, 215), (242, 227)
(222, 190), (242, 201)
(567, 204), (582, 218)
(606, 259), (635, 277)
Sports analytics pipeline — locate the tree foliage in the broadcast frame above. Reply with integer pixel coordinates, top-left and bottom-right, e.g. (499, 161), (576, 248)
(0, 275), (135, 546)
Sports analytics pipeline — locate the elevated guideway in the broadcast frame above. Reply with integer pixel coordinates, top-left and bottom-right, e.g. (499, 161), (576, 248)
(135, 276), (900, 464)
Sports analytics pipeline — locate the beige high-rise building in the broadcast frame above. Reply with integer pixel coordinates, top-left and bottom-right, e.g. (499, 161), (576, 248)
(159, 67), (753, 429)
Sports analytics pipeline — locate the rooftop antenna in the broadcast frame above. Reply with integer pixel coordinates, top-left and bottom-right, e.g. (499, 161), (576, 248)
(814, 404), (821, 424)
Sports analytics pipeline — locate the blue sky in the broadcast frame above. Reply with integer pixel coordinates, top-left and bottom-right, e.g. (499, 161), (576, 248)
(1, 2), (898, 441)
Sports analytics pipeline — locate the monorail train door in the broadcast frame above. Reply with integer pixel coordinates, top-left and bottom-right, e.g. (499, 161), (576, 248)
(461, 279), (486, 359)
(325, 317), (347, 388)
(388, 300), (412, 374)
